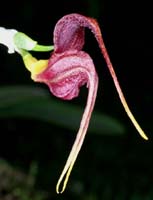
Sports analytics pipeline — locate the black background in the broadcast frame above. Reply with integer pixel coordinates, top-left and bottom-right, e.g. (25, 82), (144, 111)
(0, 0), (153, 199)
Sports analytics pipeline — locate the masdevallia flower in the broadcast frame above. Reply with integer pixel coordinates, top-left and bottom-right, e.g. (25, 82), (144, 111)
(14, 13), (148, 193)
(22, 13), (148, 193)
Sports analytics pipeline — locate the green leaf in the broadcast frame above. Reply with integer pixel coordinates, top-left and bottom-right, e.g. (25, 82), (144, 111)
(0, 85), (125, 135)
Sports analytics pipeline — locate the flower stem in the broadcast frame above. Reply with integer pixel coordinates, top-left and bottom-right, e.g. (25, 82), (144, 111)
(32, 44), (54, 52)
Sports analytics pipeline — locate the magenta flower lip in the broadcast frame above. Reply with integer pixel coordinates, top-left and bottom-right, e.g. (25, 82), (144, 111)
(32, 13), (148, 193)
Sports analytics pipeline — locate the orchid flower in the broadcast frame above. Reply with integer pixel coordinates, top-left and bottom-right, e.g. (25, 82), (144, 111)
(21, 13), (148, 193)
(0, 13), (148, 193)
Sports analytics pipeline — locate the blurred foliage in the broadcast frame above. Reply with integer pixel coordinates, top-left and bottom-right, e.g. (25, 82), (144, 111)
(0, 85), (125, 135)
(0, 159), (48, 200)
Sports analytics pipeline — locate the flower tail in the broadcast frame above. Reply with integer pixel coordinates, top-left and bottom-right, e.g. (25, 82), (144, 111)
(97, 34), (148, 140)
(86, 17), (148, 140)
(56, 73), (98, 193)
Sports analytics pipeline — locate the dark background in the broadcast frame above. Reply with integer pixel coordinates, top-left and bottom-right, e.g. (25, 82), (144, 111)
(0, 0), (153, 199)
